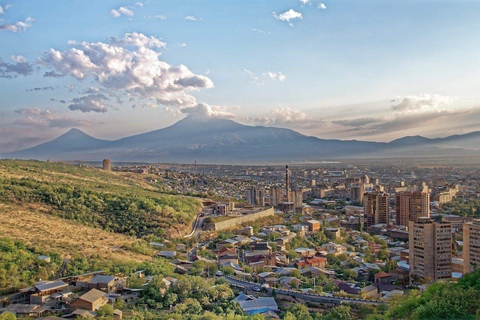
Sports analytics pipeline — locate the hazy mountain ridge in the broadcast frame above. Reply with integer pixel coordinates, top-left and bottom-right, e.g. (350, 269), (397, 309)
(5, 116), (480, 163)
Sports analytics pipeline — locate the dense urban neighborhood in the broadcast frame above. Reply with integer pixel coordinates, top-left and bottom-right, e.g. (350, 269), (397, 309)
(1, 160), (480, 319)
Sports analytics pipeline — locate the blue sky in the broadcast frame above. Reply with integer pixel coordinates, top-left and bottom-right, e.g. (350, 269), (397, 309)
(1, 0), (480, 152)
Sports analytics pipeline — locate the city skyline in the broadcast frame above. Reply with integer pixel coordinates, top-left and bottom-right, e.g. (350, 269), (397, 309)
(2, 0), (480, 152)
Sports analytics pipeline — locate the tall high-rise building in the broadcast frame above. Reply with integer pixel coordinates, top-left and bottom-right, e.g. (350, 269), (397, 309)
(396, 191), (430, 226)
(285, 165), (290, 202)
(351, 183), (365, 204)
(246, 187), (265, 206)
(363, 191), (389, 227)
(102, 159), (111, 171)
(464, 219), (480, 274)
(409, 217), (452, 282)
(291, 189), (303, 208)
(269, 187), (282, 207)
(257, 189), (266, 206)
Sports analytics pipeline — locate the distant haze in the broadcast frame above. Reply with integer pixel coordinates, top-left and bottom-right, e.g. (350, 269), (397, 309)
(6, 116), (480, 164)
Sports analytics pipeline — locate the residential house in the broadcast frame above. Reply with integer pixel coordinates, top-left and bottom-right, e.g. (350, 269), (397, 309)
(296, 257), (326, 270)
(307, 220), (321, 232)
(88, 275), (124, 293)
(234, 292), (278, 315)
(70, 289), (108, 311)
(374, 272), (393, 285)
(325, 228), (341, 239)
(29, 280), (69, 305)
(278, 277), (301, 289)
(251, 242), (272, 255)
(258, 272), (277, 286)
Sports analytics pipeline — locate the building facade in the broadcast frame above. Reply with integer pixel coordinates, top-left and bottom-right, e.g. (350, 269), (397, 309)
(396, 191), (430, 226)
(409, 217), (452, 282)
(363, 191), (389, 228)
(464, 219), (480, 274)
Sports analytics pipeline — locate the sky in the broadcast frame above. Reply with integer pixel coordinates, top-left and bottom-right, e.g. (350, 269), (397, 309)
(1, 0), (480, 152)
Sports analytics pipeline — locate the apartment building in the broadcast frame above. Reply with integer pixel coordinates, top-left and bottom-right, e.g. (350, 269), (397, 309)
(396, 191), (430, 226)
(409, 217), (452, 282)
(463, 219), (480, 274)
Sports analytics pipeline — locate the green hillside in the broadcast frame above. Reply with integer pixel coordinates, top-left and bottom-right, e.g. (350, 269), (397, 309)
(0, 160), (202, 237)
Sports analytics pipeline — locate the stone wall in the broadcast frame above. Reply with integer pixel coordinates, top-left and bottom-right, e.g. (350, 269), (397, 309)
(205, 207), (275, 231)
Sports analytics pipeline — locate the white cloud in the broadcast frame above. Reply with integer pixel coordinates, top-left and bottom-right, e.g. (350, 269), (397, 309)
(108, 31), (166, 49)
(244, 69), (286, 85)
(252, 107), (321, 129)
(318, 3), (327, 10)
(0, 17), (34, 33)
(391, 94), (459, 114)
(299, 0), (311, 5)
(39, 32), (214, 110)
(251, 28), (270, 34)
(273, 9), (302, 26)
(179, 102), (236, 119)
(13, 107), (95, 128)
(185, 16), (202, 21)
(68, 94), (111, 113)
(144, 14), (167, 20)
(110, 6), (134, 18)
(0, 5), (4, 15)
(265, 71), (286, 82)
(135, 2), (144, 7)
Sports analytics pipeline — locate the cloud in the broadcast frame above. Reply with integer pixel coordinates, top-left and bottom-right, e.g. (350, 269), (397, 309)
(13, 107), (95, 128)
(108, 32), (166, 49)
(68, 94), (111, 113)
(333, 118), (381, 128)
(82, 86), (101, 94)
(26, 86), (55, 92)
(50, 98), (66, 104)
(244, 69), (286, 85)
(391, 94), (458, 114)
(273, 9), (302, 26)
(332, 94), (464, 136)
(0, 5), (4, 15)
(0, 17), (34, 33)
(252, 107), (321, 129)
(39, 32), (214, 109)
(185, 16), (202, 21)
(110, 6), (134, 18)
(251, 28), (271, 34)
(0, 55), (33, 78)
(144, 15), (167, 20)
(265, 71), (286, 82)
(299, 0), (311, 4)
(131, 101), (158, 109)
(179, 102), (236, 119)
(318, 3), (327, 9)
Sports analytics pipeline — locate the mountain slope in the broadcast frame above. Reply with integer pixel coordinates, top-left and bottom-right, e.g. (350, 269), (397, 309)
(8, 128), (111, 159)
(5, 116), (480, 163)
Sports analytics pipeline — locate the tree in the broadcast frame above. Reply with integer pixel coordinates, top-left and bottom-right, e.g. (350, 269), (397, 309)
(283, 312), (297, 320)
(113, 298), (126, 310)
(322, 305), (352, 320)
(289, 304), (313, 320)
(0, 312), (16, 320)
(96, 304), (114, 316)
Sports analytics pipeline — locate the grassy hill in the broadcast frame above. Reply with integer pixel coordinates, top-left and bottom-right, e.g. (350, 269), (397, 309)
(0, 160), (203, 238)
(0, 159), (204, 295)
(0, 203), (160, 295)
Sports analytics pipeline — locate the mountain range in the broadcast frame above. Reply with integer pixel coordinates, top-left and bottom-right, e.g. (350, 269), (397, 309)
(5, 116), (480, 164)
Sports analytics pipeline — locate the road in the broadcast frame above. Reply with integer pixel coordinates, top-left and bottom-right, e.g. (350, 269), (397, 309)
(223, 276), (386, 306)
(184, 214), (204, 239)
